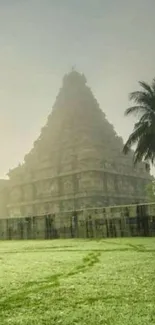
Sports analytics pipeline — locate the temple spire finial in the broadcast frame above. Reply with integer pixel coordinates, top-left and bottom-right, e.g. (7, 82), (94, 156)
(71, 65), (76, 71)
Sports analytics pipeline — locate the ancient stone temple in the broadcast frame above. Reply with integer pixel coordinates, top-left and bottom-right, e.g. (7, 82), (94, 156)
(6, 71), (151, 218)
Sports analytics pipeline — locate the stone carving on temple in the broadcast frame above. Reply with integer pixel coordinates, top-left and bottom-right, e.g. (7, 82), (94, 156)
(10, 207), (21, 217)
(23, 184), (33, 201)
(10, 187), (22, 203)
(107, 177), (115, 192)
(25, 205), (33, 216)
(50, 180), (59, 195)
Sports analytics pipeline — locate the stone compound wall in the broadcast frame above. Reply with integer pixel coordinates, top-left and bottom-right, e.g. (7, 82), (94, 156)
(0, 202), (155, 240)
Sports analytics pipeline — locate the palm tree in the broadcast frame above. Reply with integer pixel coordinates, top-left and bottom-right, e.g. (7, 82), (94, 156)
(123, 79), (155, 169)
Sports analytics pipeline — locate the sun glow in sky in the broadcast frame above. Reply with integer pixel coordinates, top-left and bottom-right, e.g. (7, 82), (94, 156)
(0, 0), (155, 178)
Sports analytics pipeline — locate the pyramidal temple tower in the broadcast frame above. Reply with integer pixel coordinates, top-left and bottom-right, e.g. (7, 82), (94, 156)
(7, 71), (151, 217)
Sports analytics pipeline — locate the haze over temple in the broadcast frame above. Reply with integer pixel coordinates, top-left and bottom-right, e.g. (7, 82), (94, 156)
(1, 71), (152, 218)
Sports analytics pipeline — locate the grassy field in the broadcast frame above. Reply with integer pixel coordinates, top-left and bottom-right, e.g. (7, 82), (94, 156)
(0, 238), (155, 325)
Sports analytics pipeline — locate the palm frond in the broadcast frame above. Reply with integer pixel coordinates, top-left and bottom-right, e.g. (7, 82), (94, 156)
(130, 126), (155, 166)
(129, 91), (151, 104)
(134, 143), (155, 166)
(145, 162), (150, 172)
(123, 121), (149, 154)
(151, 78), (155, 92)
(124, 105), (148, 116)
(139, 81), (153, 96)
(124, 77), (155, 168)
(139, 112), (152, 123)
(129, 91), (155, 115)
(133, 137), (150, 165)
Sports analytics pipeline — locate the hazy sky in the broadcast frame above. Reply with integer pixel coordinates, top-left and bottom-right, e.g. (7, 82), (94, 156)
(0, 0), (155, 178)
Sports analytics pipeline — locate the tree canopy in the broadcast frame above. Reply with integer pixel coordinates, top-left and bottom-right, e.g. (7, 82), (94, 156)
(123, 79), (155, 169)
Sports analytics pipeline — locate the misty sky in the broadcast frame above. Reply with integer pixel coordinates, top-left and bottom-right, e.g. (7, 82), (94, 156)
(0, 0), (155, 178)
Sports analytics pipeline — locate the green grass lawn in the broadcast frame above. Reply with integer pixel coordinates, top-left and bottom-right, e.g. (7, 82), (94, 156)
(0, 238), (155, 325)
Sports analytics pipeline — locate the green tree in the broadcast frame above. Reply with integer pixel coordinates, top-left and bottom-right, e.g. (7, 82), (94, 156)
(123, 79), (155, 168)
